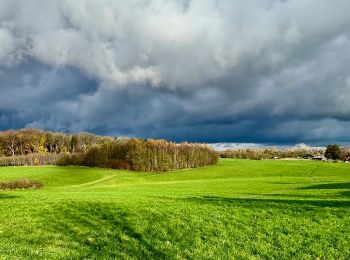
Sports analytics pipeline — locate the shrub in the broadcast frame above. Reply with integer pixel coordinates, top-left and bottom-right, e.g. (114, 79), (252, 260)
(0, 179), (43, 190)
(56, 154), (84, 166)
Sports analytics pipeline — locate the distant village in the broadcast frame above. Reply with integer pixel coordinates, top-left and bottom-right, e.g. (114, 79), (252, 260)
(219, 143), (350, 162)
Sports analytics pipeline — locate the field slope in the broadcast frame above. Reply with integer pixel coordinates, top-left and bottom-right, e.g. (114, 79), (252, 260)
(0, 159), (350, 259)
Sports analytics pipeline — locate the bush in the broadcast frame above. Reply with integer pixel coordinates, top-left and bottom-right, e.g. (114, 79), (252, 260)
(56, 154), (85, 166)
(0, 179), (43, 190)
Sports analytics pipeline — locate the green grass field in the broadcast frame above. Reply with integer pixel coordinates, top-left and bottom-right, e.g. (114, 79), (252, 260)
(0, 159), (349, 259)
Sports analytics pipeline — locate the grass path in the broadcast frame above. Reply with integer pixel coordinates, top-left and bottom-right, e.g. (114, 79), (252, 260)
(0, 159), (350, 259)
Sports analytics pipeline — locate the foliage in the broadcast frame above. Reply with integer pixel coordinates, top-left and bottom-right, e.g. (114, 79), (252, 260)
(0, 128), (111, 156)
(0, 160), (349, 258)
(0, 154), (62, 167)
(0, 179), (43, 190)
(340, 147), (350, 161)
(325, 144), (341, 160)
(56, 154), (85, 167)
(220, 147), (324, 160)
(0, 129), (218, 171)
(57, 139), (218, 171)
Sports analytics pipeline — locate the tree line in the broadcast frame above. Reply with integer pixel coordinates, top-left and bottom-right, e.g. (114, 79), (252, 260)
(0, 128), (113, 156)
(0, 129), (218, 171)
(220, 144), (350, 161)
(219, 147), (323, 160)
(57, 138), (218, 171)
(0, 154), (62, 167)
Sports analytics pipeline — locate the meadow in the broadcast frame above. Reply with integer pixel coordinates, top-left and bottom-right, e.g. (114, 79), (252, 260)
(0, 159), (349, 259)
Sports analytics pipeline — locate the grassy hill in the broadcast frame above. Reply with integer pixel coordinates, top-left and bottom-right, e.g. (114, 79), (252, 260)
(0, 159), (349, 259)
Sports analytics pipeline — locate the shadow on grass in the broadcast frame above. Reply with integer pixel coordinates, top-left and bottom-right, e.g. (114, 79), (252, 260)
(340, 191), (350, 197)
(301, 182), (350, 190)
(0, 193), (16, 199)
(41, 202), (167, 259)
(158, 196), (350, 209)
(268, 182), (302, 185)
(246, 193), (343, 199)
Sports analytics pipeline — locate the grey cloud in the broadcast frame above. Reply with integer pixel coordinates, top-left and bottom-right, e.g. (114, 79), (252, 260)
(1, 0), (348, 88)
(1, 0), (350, 144)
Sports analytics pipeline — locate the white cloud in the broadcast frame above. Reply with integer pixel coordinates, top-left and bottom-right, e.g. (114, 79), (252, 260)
(0, 0), (347, 89)
(0, 28), (15, 64)
(1, 0), (350, 143)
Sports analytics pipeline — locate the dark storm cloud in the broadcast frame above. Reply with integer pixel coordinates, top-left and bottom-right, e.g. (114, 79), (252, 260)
(0, 61), (98, 131)
(1, 0), (350, 144)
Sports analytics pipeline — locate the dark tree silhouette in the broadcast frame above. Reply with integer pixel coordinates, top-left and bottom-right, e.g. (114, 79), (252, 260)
(325, 144), (341, 160)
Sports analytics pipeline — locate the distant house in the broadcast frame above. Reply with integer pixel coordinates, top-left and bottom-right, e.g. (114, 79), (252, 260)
(312, 155), (326, 161)
(303, 154), (313, 160)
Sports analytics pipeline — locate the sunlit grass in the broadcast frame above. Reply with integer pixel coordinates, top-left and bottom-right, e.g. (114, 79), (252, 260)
(0, 159), (349, 258)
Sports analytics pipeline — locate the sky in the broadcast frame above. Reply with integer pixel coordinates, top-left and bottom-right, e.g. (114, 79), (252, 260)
(1, 0), (350, 145)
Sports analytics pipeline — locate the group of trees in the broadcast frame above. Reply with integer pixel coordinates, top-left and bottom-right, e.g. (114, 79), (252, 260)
(57, 138), (218, 171)
(220, 147), (324, 160)
(0, 129), (113, 157)
(324, 144), (350, 160)
(5, 128), (349, 170)
(220, 144), (350, 161)
(0, 128), (218, 171)
(0, 154), (61, 167)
